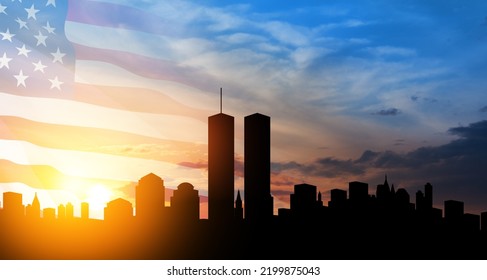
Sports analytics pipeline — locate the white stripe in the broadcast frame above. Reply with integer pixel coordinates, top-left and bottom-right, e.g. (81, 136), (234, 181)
(74, 59), (218, 113)
(65, 21), (173, 60)
(0, 91), (207, 143)
(0, 139), (208, 188)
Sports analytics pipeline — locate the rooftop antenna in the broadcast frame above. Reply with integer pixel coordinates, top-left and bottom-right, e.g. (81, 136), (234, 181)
(220, 87), (222, 114)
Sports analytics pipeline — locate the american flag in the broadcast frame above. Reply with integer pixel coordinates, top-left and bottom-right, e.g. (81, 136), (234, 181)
(0, 0), (74, 96)
(0, 0), (212, 218)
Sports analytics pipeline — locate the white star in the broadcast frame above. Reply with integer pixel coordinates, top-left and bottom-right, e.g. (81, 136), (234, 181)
(43, 22), (55, 34)
(49, 76), (63, 90)
(33, 60), (47, 73)
(0, 4), (7, 14)
(16, 18), (29, 30)
(17, 44), (31, 57)
(34, 31), (47, 46)
(1, 29), (15, 42)
(0, 53), (12, 69)
(51, 48), (65, 63)
(25, 4), (39, 20)
(14, 70), (29, 87)
(46, 0), (56, 7)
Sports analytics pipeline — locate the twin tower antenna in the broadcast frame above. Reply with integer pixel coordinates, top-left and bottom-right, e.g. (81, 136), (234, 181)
(220, 87), (223, 114)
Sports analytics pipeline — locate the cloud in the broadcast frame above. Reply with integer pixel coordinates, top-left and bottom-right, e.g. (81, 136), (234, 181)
(272, 161), (303, 173)
(234, 157), (244, 178)
(178, 161), (208, 169)
(373, 108), (401, 116)
(262, 21), (310, 47)
(448, 120), (487, 140)
(271, 172), (301, 187)
(343, 19), (367, 27)
(291, 47), (332, 68)
(217, 33), (267, 45)
(314, 19), (370, 32)
(273, 158), (364, 179)
(394, 139), (406, 146)
(410, 95), (438, 103)
(480, 106), (487, 113)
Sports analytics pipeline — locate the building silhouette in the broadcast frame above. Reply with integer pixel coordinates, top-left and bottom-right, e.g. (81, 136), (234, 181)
(81, 202), (90, 220)
(244, 113), (273, 221)
(317, 191), (323, 207)
(348, 181), (369, 211)
(104, 198), (133, 223)
(329, 188), (347, 210)
(208, 112), (235, 223)
(464, 213), (480, 232)
(290, 183), (320, 219)
(66, 202), (74, 219)
(234, 190), (243, 221)
(32, 193), (40, 218)
(2, 192), (24, 221)
(170, 182), (200, 223)
(1, 174), (487, 259)
(425, 182), (433, 209)
(349, 181), (368, 202)
(58, 204), (66, 219)
(135, 173), (166, 223)
(376, 175), (391, 203)
(416, 189), (426, 211)
(26, 193), (40, 220)
(481, 211), (487, 232)
(445, 200), (464, 221)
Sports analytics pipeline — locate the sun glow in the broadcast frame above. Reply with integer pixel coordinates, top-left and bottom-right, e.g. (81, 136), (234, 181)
(86, 184), (112, 210)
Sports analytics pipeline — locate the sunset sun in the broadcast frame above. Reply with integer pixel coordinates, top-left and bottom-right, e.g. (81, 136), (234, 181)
(86, 184), (112, 209)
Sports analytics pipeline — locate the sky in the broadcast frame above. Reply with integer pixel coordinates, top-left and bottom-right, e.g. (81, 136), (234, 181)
(1, 0), (487, 218)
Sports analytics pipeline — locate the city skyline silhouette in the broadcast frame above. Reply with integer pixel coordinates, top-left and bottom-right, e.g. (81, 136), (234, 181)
(2, 111), (487, 260)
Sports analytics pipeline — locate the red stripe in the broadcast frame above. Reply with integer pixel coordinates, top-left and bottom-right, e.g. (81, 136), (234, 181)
(72, 43), (215, 92)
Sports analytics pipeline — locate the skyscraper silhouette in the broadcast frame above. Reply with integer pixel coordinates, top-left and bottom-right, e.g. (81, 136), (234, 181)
(171, 182), (200, 222)
(58, 204), (66, 219)
(290, 183), (318, 218)
(26, 193), (40, 219)
(445, 200), (464, 228)
(349, 181), (368, 202)
(66, 202), (74, 219)
(235, 190), (243, 221)
(2, 192), (24, 221)
(135, 173), (165, 223)
(104, 198), (133, 223)
(81, 202), (89, 220)
(329, 188), (347, 210)
(376, 175), (390, 202)
(244, 113), (273, 221)
(425, 182), (433, 209)
(208, 112), (235, 223)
